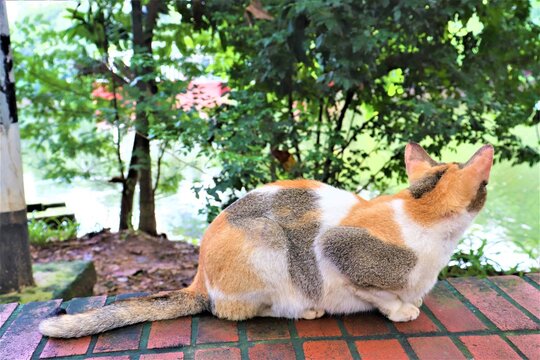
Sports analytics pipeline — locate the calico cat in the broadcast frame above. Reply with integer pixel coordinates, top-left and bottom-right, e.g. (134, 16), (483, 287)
(39, 142), (493, 338)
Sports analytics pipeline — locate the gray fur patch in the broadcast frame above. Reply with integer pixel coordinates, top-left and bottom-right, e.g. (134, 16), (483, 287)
(226, 192), (270, 221)
(321, 226), (417, 290)
(226, 193), (287, 249)
(467, 181), (487, 212)
(409, 169), (447, 199)
(270, 189), (322, 301)
(225, 189), (323, 301)
(235, 217), (288, 250)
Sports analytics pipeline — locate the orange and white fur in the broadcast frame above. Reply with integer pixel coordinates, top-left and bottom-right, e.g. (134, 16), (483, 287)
(40, 143), (493, 338)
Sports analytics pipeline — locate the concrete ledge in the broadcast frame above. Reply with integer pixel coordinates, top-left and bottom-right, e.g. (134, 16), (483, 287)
(0, 260), (96, 304)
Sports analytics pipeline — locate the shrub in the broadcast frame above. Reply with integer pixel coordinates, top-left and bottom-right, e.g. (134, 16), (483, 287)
(27, 218), (79, 246)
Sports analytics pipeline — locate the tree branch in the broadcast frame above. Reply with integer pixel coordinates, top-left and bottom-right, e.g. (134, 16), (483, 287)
(153, 140), (167, 194)
(357, 150), (399, 191)
(76, 60), (130, 85)
(337, 113), (371, 157)
(288, 91), (303, 171)
(316, 99), (323, 148)
(321, 91), (355, 182)
(144, 0), (163, 46)
(111, 75), (125, 181)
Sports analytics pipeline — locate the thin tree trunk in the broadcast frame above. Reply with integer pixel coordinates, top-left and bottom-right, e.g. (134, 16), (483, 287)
(0, 0), (34, 293)
(119, 136), (139, 230)
(109, 63), (139, 231)
(130, 0), (157, 235)
(137, 129), (156, 234)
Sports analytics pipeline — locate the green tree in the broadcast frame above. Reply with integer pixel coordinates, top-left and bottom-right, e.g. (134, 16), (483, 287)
(193, 0), (539, 219)
(14, 0), (214, 233)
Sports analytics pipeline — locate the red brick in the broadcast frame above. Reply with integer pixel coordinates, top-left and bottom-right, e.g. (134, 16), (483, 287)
(0, 299), (62, 360)
(295, 317), (342, 338)
(140, 352), (184, 360)
(0, 303), (17, 329)
(246, 317), (290, 341)
(490, 275), (540, 319)
(196, 317), (238, 344)
(86, 357), (130, 360)
(194, 347), (241, 360)
(424, 282), (486, 332)
(450, 277), (539, 331)
(507, 334), (540, 360)
(40, 296), (107, 358)
(148, 317), (191, 349)
(93, 324), (143, 352)
(409, 337), (466, 360)
(304, 340), (352, 360)
(41, 336), (91, 359)
(460, 335), (521, 360)
(526, 273), (540, 286)
(356, 339), (408, 360)
(249, 343), (296, 360)
(394, 310), (439, 333)
(342, 312), (389, 336)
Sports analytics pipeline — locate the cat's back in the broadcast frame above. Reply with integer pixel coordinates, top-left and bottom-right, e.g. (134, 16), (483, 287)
(225, 179), (364, 230)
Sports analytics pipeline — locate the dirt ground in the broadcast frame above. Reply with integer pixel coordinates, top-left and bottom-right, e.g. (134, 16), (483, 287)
(31, 229), (199, 296)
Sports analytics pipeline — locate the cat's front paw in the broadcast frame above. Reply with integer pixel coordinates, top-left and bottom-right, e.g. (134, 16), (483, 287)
(413, 298), (423, 308)
(387, 303), (420, 322)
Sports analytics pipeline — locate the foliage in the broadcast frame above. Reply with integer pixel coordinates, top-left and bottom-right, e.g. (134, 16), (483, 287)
(14, 1), (217, 231)
(14, 14), (116, 182)
(439, 238), (536, 279)
(12, 1), (540, 228)
(14, 1), (204, 183)
(191, 0), (540, 219)
(28, 218), (80, 246)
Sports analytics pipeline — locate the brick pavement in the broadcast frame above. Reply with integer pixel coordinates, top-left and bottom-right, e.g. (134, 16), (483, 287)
(0, 274), (538, 359)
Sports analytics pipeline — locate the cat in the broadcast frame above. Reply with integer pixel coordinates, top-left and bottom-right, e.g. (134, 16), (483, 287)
(39, 142), (493, 338)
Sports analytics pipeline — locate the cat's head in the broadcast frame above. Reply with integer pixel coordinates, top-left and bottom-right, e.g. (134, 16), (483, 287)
(404, 142), (494, 215)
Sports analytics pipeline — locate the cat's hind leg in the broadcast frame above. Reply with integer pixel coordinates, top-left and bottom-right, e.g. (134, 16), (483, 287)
(351, 287), (420, 322)
(258, 306), (325, 320)
(213, 299), (264, 321)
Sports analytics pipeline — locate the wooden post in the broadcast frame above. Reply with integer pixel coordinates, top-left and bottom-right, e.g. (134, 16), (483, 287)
(0, 0), (34, 293)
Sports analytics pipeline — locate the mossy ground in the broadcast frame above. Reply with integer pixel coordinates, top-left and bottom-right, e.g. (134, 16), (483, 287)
(0, 260), (95, 304)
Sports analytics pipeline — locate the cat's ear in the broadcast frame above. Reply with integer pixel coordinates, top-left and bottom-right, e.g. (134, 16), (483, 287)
(404, 142), (437, 182)
(464, 144), (494, 181)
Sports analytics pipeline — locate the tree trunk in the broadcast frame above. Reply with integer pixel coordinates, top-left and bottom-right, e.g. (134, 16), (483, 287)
(0, 0), (34, 293)
(118, 137), (139, 230)
(130, 0), (157, 235)
(136, 131), (156, 234)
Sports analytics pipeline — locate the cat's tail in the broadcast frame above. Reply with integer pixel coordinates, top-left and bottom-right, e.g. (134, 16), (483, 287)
(39, 288), (209, 338)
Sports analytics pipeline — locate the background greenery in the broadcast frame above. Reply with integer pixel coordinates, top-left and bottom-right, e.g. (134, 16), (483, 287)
(7, 0), (539, 273)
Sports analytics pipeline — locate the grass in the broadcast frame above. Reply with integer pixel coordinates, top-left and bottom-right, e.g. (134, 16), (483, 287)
(28, 218), (79, 246)
(439, 238), (537, 279)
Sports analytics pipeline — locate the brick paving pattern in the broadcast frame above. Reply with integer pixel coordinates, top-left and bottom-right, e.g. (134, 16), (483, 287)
(0, 274), (538, 359)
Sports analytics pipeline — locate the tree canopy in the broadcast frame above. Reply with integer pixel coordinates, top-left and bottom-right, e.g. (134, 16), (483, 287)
(13, 0), (540, 226)
(195, 0), (539, 216)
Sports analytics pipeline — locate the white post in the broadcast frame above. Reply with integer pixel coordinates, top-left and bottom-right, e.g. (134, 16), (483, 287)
(0, 0), (34, 293)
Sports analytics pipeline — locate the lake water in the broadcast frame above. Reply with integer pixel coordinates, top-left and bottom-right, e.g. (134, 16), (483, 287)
(23, 150), (539, 272)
